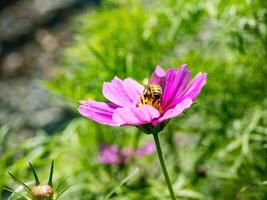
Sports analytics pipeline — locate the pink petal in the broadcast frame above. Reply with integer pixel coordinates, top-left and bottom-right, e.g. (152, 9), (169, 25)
(123, 78), (144, 102)
(113, 105), (160, 126)
(161, 65), (191, 111)
(78, 100), (118, 126)
(152, 98), (193, 125)
(178, 72), (207, 101)
(97, 144), (120, 165)
(120, 147), (135, 164)
(102, 77), (142, 107)
(135, 142), (156, 157)
(149, 65), (166, 86)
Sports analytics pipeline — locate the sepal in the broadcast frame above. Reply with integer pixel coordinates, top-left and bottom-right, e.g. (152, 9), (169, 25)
(136, 120), (169, 134)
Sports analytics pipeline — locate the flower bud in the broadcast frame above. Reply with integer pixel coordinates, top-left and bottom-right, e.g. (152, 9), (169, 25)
(197, 166), (207, 177)
(31, 184), (53, 200)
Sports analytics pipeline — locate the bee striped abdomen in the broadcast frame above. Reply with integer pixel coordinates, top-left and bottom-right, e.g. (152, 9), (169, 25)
(138, 84), (162, 113)
(150, 86), (162, 100)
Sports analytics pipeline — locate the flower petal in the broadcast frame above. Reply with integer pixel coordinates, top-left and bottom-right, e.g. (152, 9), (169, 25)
(113, 105), (160, 126)
(178, 72), (207, 101)
(103, 77), (142, 107)
(123, 78), (144, 102)
(161, 65), (191, 110)
(152, 98), (193, 125)
(149, 65), (166, 86)
(97, 144), (119, 165)
(120, 147), (135, 164)
(78, 100), (118, 126)
(135, 142), (156, 157)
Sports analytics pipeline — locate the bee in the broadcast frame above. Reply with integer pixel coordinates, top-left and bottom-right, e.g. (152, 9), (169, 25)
(139, 84), (162, 112)
(143, 84), (162, 100)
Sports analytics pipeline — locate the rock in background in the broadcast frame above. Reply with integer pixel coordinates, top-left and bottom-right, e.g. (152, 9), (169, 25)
(0, 0), (98, 135)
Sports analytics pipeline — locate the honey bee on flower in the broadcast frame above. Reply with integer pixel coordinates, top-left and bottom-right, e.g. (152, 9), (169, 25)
(139, 84), (163, 113)
(78, 64), (207, 130)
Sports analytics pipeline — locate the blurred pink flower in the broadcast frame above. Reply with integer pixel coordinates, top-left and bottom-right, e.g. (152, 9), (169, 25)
(97, 142), (156, 165)
(97, 144), (120, 165)
(78, 65), (207, 131)
(135, 142), (156, 157)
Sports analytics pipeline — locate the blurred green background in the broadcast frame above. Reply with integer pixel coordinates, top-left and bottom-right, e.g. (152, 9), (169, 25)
(1, 0), (267, 199)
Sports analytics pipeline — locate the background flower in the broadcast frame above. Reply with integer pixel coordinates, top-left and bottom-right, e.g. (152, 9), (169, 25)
(97, 142), (156, 165)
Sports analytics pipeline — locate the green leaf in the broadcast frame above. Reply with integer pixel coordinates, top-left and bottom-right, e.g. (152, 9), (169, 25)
(55, 185), (72, 200)
(177, 189), (204, 199)
(48, 160), (54, 187)
(104, 168), (139, 200)
(28, 162), (40, 186)
(8, 172), (31, 194)
(3, 187), (30, 200)
(55, 176), (71, 193)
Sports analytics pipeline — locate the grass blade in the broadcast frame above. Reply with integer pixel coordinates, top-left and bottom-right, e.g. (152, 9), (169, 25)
(55, 185), (72, 200)
(3, 187), (30, 200)
(48, 160), (54, 187)
(103, 168), (139, 200)
(8, 172), (31, 192)
(55, 176), (71, 193)
(28, 162), (40, 186)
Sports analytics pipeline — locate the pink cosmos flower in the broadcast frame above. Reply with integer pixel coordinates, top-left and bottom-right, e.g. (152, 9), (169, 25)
(78, 65), (207, 133)
(135, 142), (156, 158)
(97, 144), (120, 165)
(97, 142), (156, 165)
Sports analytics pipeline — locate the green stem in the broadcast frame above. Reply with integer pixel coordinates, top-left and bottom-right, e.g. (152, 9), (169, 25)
(152, 132), (176, 200)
